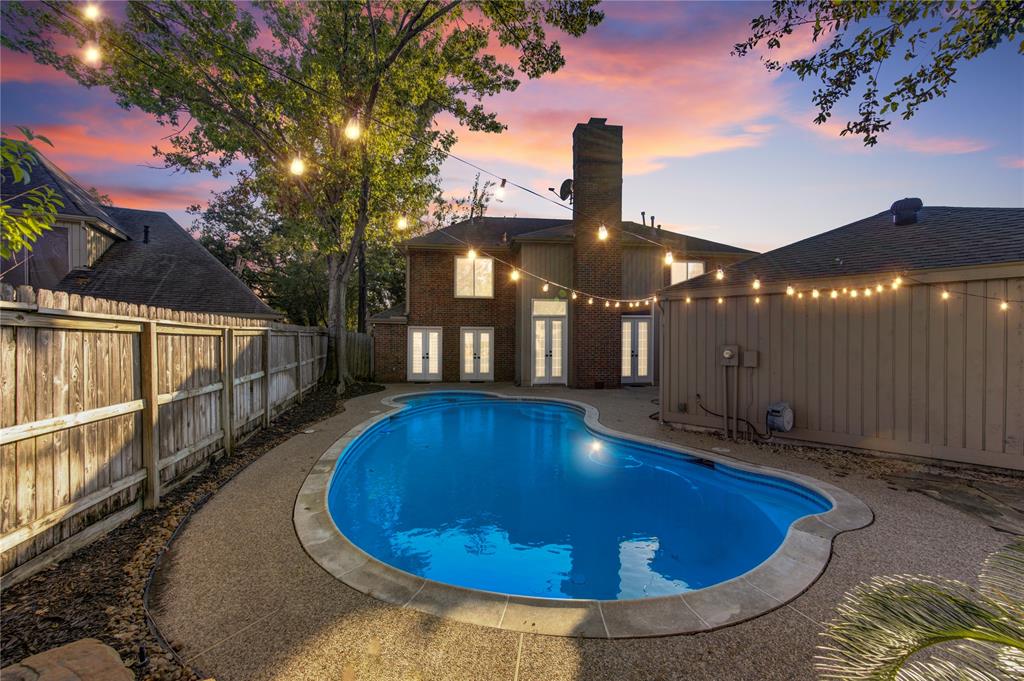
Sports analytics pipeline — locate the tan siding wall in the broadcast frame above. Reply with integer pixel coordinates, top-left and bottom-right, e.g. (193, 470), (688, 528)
(517, 244), (574, 384)
(67, 222), (114, 269)
(660, 274), (1024, 470)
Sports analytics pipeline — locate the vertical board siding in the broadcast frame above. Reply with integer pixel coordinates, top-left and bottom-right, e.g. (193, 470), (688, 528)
(0, 287), (331, 579)
(661, 275), (1024, 470)
(517, 244), (574, 384)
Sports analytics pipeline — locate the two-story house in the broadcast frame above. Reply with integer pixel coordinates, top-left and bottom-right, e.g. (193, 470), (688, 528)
(371, 118), (756, 388)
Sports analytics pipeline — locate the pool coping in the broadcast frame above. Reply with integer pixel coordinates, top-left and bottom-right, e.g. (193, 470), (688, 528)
(293, 390), (873, 639)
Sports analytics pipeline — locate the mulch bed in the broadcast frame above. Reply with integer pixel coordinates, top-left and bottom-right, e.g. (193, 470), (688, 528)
(0, 381), (384, 680)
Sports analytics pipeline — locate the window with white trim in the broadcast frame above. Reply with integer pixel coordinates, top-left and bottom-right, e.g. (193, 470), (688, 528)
(455, 256), (493, 298)
(670, 260), (705, 285)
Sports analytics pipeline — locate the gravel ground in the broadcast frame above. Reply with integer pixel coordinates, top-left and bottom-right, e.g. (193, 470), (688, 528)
(0, 382), (384, 680)
(149, 383), (1023, 681)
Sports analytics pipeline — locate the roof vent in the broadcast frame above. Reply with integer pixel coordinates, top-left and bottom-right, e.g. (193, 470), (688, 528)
(890, 198), (923, 226)
(143, 225), (150, 243)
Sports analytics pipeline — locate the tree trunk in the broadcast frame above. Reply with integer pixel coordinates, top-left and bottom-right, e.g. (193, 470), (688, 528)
(357, 239), (367, 333)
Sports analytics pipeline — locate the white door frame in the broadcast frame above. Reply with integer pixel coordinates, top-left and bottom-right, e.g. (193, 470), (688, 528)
(459, 326), (494, 381)
(407, 326), (442, 382)
(531, 315), (568, 386)
(621, 315), (653, 385)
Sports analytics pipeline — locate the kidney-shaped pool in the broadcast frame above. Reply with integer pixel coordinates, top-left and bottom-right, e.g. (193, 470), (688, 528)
(326, 393), (833, 601)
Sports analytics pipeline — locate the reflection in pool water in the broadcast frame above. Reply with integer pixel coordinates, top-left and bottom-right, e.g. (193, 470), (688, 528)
(327, 394), (830, 600)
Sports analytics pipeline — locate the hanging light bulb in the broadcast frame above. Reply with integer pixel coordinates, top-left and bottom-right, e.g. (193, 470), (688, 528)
(786, 286), (795, 296)
(652, 295), (657, 303)
(842, 287), (849, 294)
(752, 278), (761, 290)
(396, 216), (409, 230)
(717, 297), (724, 304)
(797, 291), (804, 299)
(344, 117), (361, 140)
(541, 282), (549, 292)
(495, 178), (507, 201)
(755, 296), (761, 304)
(850, 289), (859, 298)
(588, 297), (594, 305)
(83, 44), (101, 64)
(685, 297), (692, 304)
(289, 157), (306, 176)
(571, 291), (578, 300)
(605, 300), (610, 307)
(510, 269), (520, 281)
(597, 224), (608, 241)
(715, 268), (725, 280)
(831, 290), (839, 299)
(614, 301), (620, 308)
(876, 284), (884, 293)
(664, 251), (674, 265)
(893, 276), (903, 289)
(941, 290), (950, 300)
(1000, 301), (1009, 311)
(864, 288), (872, 297)
(83, 4), (100, 20)
(812, 289), (820, 299)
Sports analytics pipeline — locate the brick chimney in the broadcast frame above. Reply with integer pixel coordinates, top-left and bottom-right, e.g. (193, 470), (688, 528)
(572, 117), (623, 389)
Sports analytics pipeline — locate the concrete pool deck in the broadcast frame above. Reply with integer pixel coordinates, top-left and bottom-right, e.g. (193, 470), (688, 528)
(151, 384), (1022, 680)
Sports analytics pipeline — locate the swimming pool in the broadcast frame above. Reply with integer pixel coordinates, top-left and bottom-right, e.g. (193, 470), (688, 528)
(325, 392), (832, 601)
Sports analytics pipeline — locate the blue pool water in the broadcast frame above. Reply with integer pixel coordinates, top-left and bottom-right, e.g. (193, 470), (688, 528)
(327, 394), (831, 600)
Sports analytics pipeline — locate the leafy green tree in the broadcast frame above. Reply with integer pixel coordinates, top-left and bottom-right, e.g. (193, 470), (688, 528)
(818, 537), (1024, 680)
(2, 0), (602, 389)
(735, 1), (1024, 145)
(1, 127), (64, 260)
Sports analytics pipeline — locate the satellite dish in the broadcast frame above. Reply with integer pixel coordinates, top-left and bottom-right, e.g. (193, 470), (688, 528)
(558, 178), (574, 202)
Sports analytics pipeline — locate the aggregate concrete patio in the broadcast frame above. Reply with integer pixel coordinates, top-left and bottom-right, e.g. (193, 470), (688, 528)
(150, 384), (1021, 681)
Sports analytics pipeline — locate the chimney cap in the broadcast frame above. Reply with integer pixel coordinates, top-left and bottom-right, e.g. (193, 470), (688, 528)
(587, 117), (608, 126)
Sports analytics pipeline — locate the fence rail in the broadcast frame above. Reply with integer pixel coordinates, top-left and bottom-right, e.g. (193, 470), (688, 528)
(0, 285), (363, 585)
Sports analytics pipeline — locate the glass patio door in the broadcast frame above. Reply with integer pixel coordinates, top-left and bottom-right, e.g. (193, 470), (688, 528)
(532, 316), (566, 385)
(407, 327), (442, 381)
(460, 327), (493, 381)
(621, 316), (652, 384)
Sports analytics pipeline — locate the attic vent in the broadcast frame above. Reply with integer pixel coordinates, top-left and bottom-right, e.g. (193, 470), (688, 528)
(143, 225), (150, 243)
(890, 198), (923, 226)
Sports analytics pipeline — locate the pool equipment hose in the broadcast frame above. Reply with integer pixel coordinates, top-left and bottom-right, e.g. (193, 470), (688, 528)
(695, 394), (772, 441)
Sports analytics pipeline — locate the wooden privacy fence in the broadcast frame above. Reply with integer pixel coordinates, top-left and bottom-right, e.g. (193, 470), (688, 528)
(0, 285), (333, 584)
(345, 330), (373, 380)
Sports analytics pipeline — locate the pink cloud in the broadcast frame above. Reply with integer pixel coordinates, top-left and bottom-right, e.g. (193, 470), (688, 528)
(0, 48), (75, 85)
(999, 156), (1024, 169)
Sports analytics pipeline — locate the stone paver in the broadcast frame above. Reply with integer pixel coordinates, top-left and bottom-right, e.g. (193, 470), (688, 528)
(152, 384), (1019, 681)
(1, 639), (134, 681)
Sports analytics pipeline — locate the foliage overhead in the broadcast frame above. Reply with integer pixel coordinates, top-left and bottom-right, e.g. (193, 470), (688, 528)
(735, 1), (1024, 145)
(817, 536), (1024, 680)
(1, 128), (64, 260)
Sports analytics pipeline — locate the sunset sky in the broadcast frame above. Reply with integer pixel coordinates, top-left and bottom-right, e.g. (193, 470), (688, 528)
(2, 1), (1021, 253)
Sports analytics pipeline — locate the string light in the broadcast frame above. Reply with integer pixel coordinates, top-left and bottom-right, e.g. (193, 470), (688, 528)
(797, 291), (804, 299)
(752, 278), (761, 290)
(685, 297), (692, 304)
(850, 289), (858, 298)
(83, 44), (101, 64)
(1001, 301), (1009, 311)
(664, 251), (674, 265)
(717, 297), (724, 304)
(83, 4), (100, 20)
(755, 296), (761, 304)
(571, 291), (578, 300)
(941, 290), (950, 300)
(715, 268), (725, 280)
(842, 287), (849, 294)
(652, 295), (657, 302)
(831, 290), (839, 299)
(510, 269), (520, 281)
(541, 282), (549, 292)
(588, 297), (593, 304)
(467, 248), (477, 260)
(876, 284), (883, 293)
(495, 178), (507, 200)
(605, 301), (610, 307)
(597, 225), (608, 241)
(396, 216), (409, 230)
(289, 157), (306, 176)
(786, 286), (795, 296)
(864, 287), (872, 297)
(893, 276), (903, 289)
(344, 117), (361, 140)
(811, 289), (820, 299)
(614, 302), (620, 308)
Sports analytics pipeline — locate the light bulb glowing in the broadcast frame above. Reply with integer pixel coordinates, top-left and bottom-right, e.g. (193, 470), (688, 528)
(344, 118), (361, 140)
(812, 289), (820, 299)
(752, 279), (761, 290)
(652, 295), (657, 302)
(83, 4), (100, 20)
(289, 157), (306, 175)
(797, 291), (804, 299)
(842, 287), (848, 294)
(571, 291), (577, 300)
(510, 269), (520, 281)
(664, 251), (674, 265)
(876, 284), (883, 293)
(715, 268), (725, 280)
(1000, 301), (1009, 311)
(597, 225), (608, 241)
(831, 290), (839, 299)
(588, 298), (593, 304)
(396, 216), (409, 230)
(786, 286), (795, 296)
(864, 288), (872, 297)
(685, 297), (691, 304)
(495, 178), (506, 200)
(941, 290), (950, 300)
(605, 300), (610, 307)
(614, 301), (620, 308)
(541, 282), (549, 292)
(755, 296), (760, 304)
(83, 44), (101, 64)
(893, 276), (903, 288)
(717, 297), (724, 304)
(850, 289), (858, 298)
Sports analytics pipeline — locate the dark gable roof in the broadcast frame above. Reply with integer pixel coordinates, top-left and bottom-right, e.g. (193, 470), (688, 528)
(1, 140), (126, 238)
(665, 206), (1024, 292)
(58, 207), (279, 318)
(406, 217), (755, 255)
(369, 301), (407, 323)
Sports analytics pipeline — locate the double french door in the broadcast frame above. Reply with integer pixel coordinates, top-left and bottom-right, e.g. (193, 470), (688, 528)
(407, 327), (441, 381)
(460, 327), (493, 381)
(621, 316), (652, 384)
(532, 316), (566, 385)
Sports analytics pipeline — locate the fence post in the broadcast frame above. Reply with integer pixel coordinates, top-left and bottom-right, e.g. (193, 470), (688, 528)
(263, 328), (272, 426)
(221, 328), (234, 456)
(140, 321), (160, 509)
(295, 331), (303, 401)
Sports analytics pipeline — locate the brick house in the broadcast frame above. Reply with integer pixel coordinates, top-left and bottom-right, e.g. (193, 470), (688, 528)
(371, 118), (755, 388)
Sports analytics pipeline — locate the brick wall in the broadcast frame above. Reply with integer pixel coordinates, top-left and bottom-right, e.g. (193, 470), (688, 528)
(372, 248), (518, 382)
(572, 118), (623, 389)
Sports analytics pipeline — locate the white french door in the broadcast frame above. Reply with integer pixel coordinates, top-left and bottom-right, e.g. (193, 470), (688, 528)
(407, 327), (442, 381)
(460, 327), (493, 381)
(621, 316), (652, 384)
(532, 316), (566, 385)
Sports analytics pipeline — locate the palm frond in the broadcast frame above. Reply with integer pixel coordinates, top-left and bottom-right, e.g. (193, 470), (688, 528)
(979, 537), (1024, 619)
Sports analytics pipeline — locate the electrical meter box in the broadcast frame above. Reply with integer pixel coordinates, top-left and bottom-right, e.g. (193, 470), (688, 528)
(720, 345), (739, 367)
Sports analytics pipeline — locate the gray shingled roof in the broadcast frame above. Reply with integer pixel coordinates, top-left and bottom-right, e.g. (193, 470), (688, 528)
(58, 207), (279, 318)
(665, 206), (1024, 293)
(405, 216), (755, 255)
(369, 302), (407, 323)
(1, 140), (126, 237)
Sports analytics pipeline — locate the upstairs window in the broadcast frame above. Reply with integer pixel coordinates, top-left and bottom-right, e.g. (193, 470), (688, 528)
(455, 256), (493, 298)
(670, 260), (704, 285)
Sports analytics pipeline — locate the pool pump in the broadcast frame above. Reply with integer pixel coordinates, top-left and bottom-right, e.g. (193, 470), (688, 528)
(767, 402), (794, 433)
